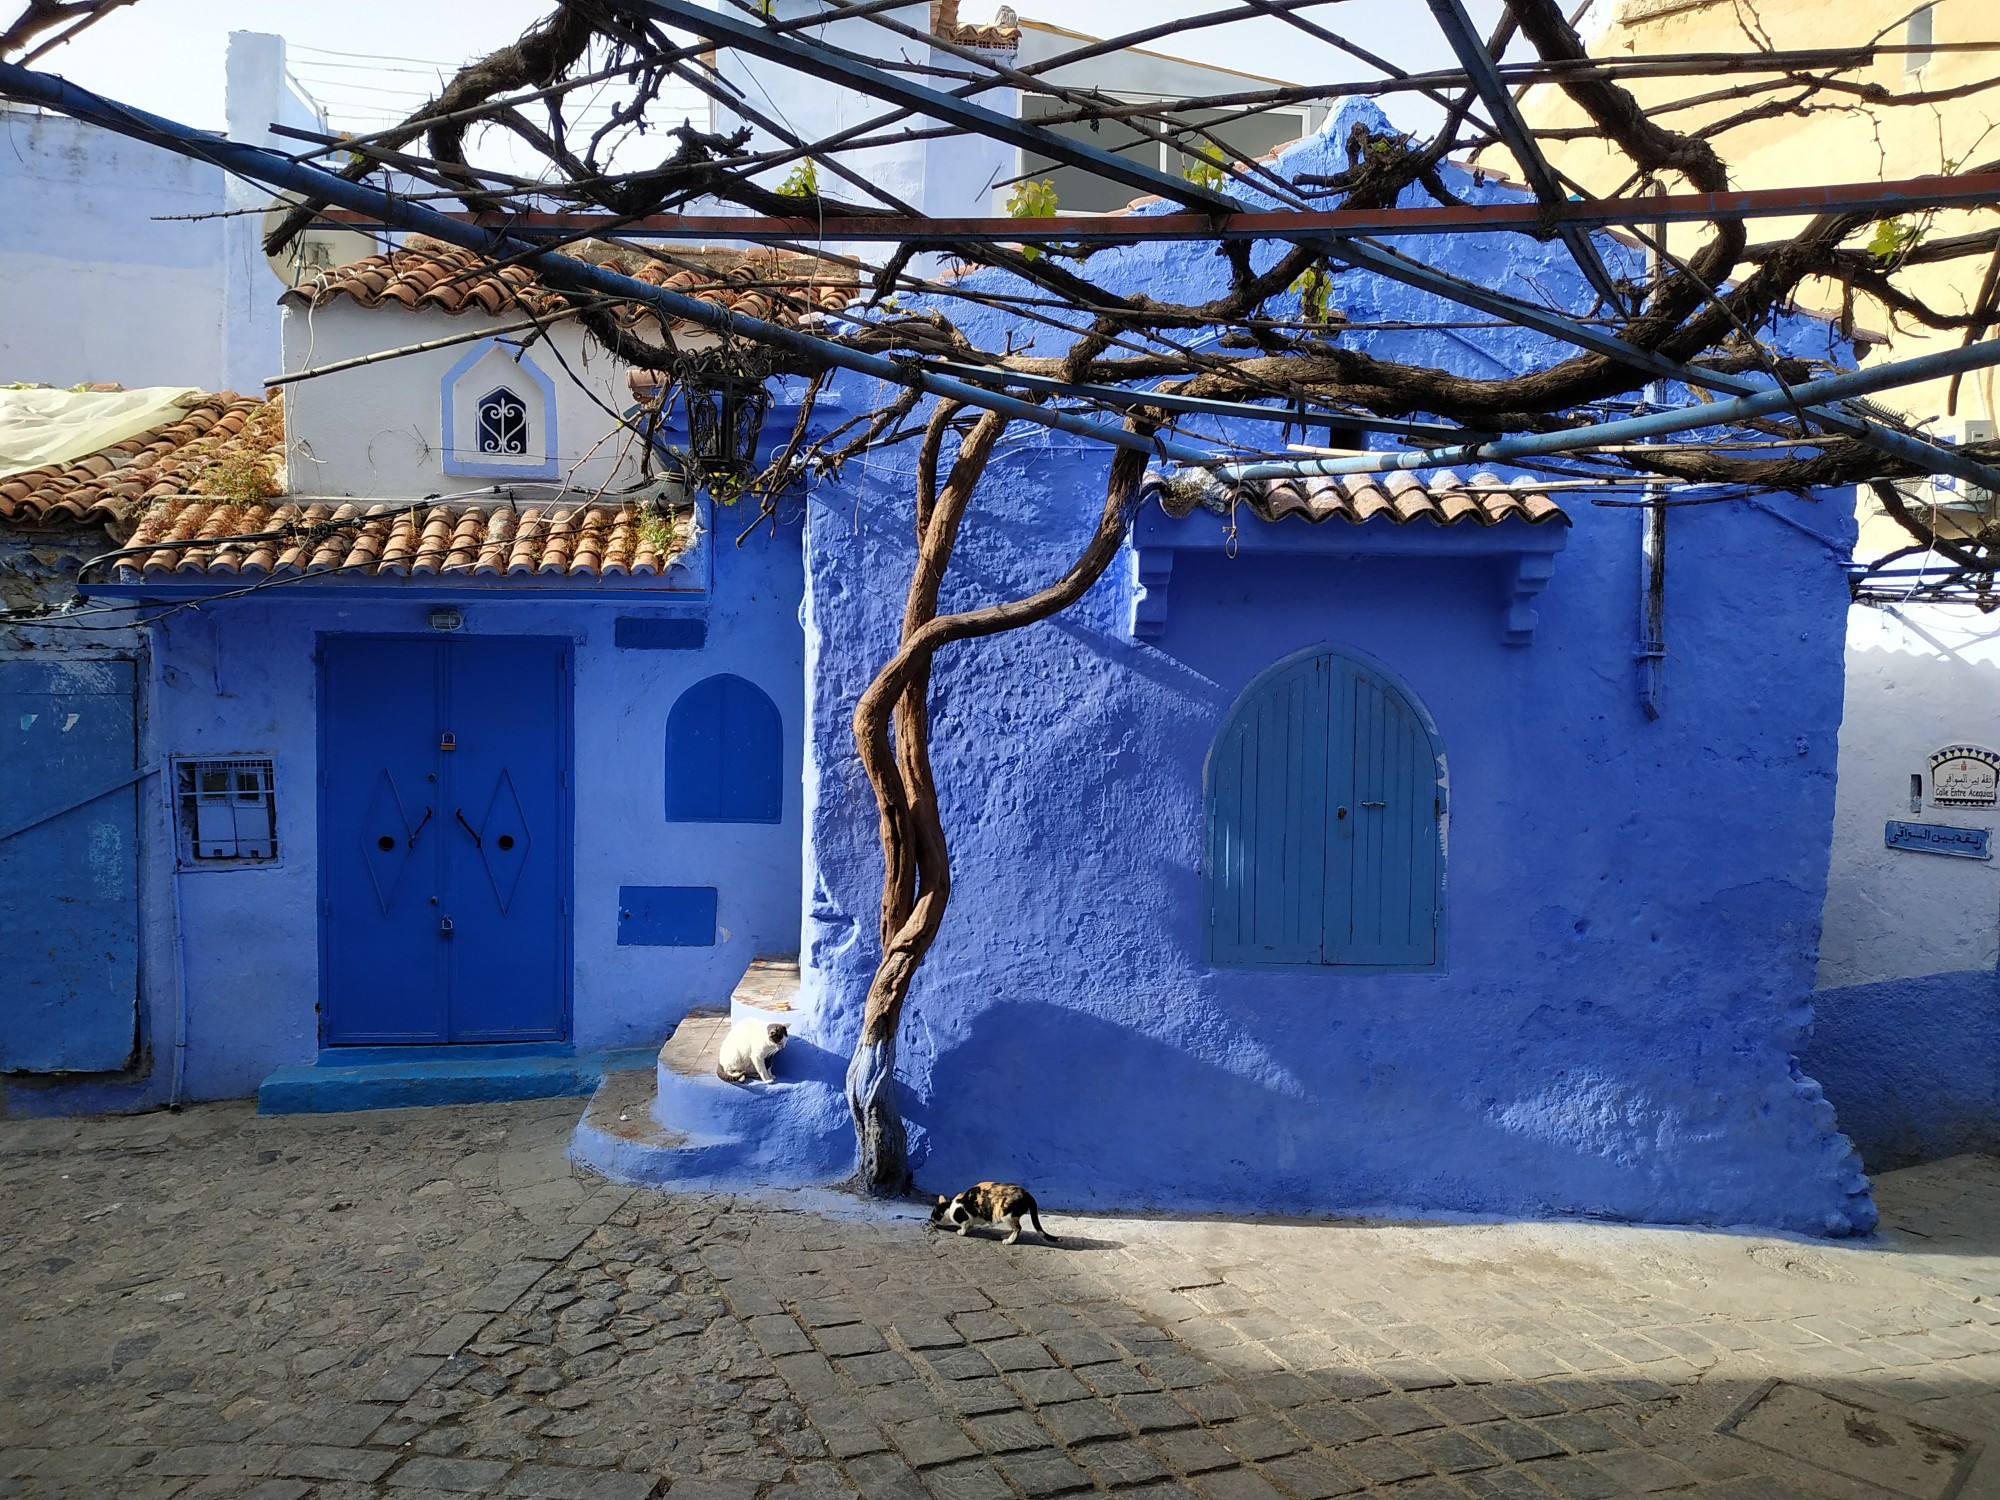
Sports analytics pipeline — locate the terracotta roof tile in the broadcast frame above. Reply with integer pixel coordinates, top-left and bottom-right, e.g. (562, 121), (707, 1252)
(112, 497), (694, 584)
(291, 237), (855, 336)
(1146, 467), (1571, 527)
(1, 393), (284, 531)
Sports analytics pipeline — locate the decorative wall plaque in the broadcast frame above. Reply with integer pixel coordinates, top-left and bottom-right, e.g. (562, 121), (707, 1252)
(1929, 745), (2000, 807)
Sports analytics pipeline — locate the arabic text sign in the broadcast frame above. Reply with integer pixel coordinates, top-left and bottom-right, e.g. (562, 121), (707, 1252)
(1929, 744), (1999, 807)
(1884, 820), (1992, 860)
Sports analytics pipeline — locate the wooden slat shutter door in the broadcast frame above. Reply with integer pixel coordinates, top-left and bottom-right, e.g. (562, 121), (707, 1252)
(1206, 653), (1330, 966)
(1334, 662), (1439, 966)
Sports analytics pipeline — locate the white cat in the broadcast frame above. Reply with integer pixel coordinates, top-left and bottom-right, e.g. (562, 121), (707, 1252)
(715, 1019), (789, 1084)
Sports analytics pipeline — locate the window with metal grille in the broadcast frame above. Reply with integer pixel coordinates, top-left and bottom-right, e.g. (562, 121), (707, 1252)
(173, 758), (278, 866)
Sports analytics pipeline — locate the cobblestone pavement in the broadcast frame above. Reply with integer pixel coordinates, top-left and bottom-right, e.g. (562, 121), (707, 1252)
(3, 1100), (1996, 1500)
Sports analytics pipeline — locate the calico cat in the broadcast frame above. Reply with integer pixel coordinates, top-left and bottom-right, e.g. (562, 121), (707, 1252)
(715, 1019), (789, 1083)
(929, 1182), (1057, 1245)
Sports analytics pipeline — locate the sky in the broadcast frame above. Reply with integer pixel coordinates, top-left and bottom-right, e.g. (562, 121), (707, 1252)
(25, 0), (1509, 143)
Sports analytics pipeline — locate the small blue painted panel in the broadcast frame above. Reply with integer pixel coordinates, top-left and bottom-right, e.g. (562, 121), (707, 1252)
(1884, 821), (1992, 860)
(665, 673), (783, 823)
(1207, 647), (1441, 970)
(0, 659), (140, 1072)
(616, 617), (708, 651)
(618, 885), (718, 945)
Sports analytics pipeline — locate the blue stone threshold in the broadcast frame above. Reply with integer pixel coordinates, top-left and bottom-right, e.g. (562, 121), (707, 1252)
(257, 1042), (655, 1114)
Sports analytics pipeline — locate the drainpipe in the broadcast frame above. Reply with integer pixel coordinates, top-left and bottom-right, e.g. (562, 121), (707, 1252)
(152, 626), (191, 1110)
(1637, 192), (1667, 722)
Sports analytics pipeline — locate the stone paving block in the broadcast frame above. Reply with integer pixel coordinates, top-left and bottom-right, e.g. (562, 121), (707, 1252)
(1192, 1469), (1290, 1500)
(841, 1453), (929, 1500)
(415, 1313), (494, 1359)
(662, 1480), (761, 1500)
(1585, 1448), (1693, 1493)
(273, 1447), (399, 1482)
(505, 1464), (658, 1499)
(951, 1312), (1019, 1342)
(1424, 1386), (1505, 1426)
(566, 1188), (634, 1228)
(365, 1357), (446, 1404)
(1115, 1486), (1200, 1500)
(892, 1319), (966, 1351)
(1307, 1368), (1392, 1401)
(772, 1352), (844, 1401)
(525, 1229), (593, 1262)
(982, 1338), (1058, 1373)
(1178, 1385), (1252, 1423)
(861, 1385), (942, 1426)
(925, 1348), (995, 1382)
(1044, 1332), (1122, 1367)
(1475, 1421), (1566, 1462)
(1537, 1379), (1618, 1412)
(150, 1446), (283, 1477)
(1407, 1428), (1503, 1474)
(389, 1455), (516, 1491)
(1376, 1360), (1455, 1392)
(1039, 1400), (1129, 1445)
(1112, 1394), (1196, 1433)
(238, 1483), (313, 1500)
(967, 1410), (1054, 1455)
(820, 1324), (890, 1358)
(468, 1264), (551, 1313)
(925, 1379), (1010, 1418)
(1338, 1439), (1431, 1485)
(1241, 1372), (1317, 1408)
(747, 1316), (814, 1358)
(1355, 1395), (1446, 1436)
(1076, 1438), (1173, 1490)
(1289, 1403), (1379, 1448)
(994, 1447), (1094, 1497)
(1080, 1362), (1161, 1397)
(797, 1300), (863, 1330)
(1458, 1469), (1558, 1500)
(1142, 1356), (1218, 1391)
(1535, 1414), (1620, 1454)
(1261, 1452), (1365, 1499)
(890, 1418), (980, 1469)
(1216, 1418), (1303, 1461)
(1008, 1369), (1090, 1407)
(1490, 1347), (1570, 1380)
(1517, 1455), (1621, 1499)
(1150, 1427), (1239, 1474)
(922, 1458), (1015, 1500)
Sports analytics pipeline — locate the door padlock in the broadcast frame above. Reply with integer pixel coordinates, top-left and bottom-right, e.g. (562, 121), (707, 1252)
(440, 915), (454, 938)
(439, 730), (456, 752)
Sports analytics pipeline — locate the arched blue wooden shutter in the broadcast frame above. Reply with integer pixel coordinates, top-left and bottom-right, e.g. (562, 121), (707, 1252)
(665, 674), (783, 823)
(1206, 650), (1440, 969)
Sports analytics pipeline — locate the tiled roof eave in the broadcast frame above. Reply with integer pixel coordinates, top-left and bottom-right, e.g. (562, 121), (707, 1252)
(1144, 469), (1571, 528)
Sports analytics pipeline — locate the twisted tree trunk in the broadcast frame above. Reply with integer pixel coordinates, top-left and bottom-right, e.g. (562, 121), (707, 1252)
(846, 413), (1154, 1195)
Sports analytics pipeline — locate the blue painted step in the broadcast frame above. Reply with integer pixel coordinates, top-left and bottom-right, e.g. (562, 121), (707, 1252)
(257, 1043), (655, 1114)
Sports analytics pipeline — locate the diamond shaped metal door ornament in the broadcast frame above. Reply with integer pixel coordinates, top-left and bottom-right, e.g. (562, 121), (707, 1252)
(476, 768), (531, 914)
(358, 769), (418, 914)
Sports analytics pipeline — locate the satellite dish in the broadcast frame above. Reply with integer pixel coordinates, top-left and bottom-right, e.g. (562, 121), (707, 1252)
(259, 195), (382, 289)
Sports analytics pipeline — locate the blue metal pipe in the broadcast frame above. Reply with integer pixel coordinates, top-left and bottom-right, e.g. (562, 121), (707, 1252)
(1206, 337), (2000, 481)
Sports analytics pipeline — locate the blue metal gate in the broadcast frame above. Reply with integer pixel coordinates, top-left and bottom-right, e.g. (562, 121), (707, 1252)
(0, 659), (142, 1070)
(1207, 649), (1442, 970)
(320, 637), (570, 1044)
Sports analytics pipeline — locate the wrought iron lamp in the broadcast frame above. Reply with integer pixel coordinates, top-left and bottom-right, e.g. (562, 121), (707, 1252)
(682, 367), (772, 480)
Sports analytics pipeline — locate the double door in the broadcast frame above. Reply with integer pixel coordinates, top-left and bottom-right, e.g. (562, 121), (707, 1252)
(321, 637), (569, 1044)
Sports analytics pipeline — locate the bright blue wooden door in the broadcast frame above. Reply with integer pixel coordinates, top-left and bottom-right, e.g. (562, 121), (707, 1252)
(321, 638), (568, 1044)
(0, 660), (140, 1070)
(1207, 650), (1440, 969)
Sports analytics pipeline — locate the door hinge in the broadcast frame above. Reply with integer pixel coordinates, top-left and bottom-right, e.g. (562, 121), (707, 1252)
(320, 899), (331, 917)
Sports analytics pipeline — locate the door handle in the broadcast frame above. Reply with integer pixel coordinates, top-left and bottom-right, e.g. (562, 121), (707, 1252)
(440, 915), (454, 938)
(1361, 800), (1387, 808)
(409, 806), (433, 848)
(454, 808), (481, 848)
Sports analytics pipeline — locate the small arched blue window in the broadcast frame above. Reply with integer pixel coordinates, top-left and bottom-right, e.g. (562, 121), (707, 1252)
(665, 674), (783, 823)
(1206, 647), (1443, 970)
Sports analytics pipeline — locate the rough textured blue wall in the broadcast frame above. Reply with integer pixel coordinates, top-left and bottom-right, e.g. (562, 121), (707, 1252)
(142, 502), (805, 1101)
(1803, 963), (2000, 1170)
(797, 102), (1875, 1235)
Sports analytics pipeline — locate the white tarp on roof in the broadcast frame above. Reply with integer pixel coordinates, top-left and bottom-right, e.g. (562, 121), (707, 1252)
(0, 386), (204, 478)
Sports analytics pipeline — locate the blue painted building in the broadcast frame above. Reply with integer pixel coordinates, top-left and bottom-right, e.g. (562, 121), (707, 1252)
(749, 104), (1879, 1236)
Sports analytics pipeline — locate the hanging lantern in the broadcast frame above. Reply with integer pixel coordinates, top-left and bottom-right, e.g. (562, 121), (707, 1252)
(682, 368), (772, 480)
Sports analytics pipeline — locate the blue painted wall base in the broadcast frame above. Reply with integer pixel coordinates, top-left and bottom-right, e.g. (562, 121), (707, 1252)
(257, 1043), (655, 1114)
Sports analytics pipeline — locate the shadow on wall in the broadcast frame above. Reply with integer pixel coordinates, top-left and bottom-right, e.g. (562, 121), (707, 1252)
(906, 1001), (1855, 1233)
(1805, 961), (2000, 1172)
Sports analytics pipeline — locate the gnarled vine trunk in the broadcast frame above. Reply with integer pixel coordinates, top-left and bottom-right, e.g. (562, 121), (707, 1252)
(845, 412), (1153, 1195)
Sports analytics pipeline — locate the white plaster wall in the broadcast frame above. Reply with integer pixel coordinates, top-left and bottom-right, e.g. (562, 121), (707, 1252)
(280, 306), (651, 500)
(0, 35), (325, 395)
(1817, 601), (2000, 989)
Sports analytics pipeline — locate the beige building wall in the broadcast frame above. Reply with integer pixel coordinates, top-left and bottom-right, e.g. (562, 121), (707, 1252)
(1516, 0), (1999, 557)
